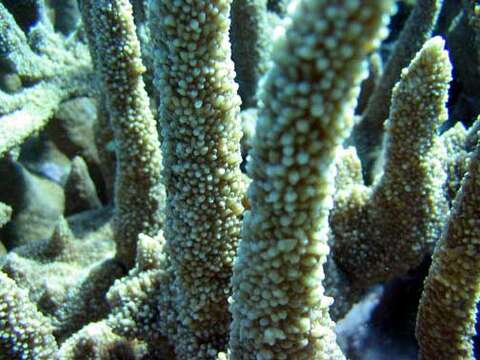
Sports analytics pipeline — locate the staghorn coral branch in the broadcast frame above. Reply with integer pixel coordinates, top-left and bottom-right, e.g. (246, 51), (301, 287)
(57, 320), (144, 359)
(0, 71), (93, 158)
(231, 0), (270, 108)
(441, 122), (470, 206)
(105, 232), (176, 358)
(229, 0), (393, 358)
(353, 0), (443, 183)
(49, 1), (167, 349)
(416, 141), (480, 359)
(414, 4), (480, 358)
(0, 2), (54, 79)
(331, 37), (451, 290)
(81, 0), (165, 269)
(2, 1), (480, 359)
(149, 0), (246, 356)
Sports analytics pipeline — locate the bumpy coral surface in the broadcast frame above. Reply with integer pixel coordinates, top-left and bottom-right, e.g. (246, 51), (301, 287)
(0, 0), (480, 360)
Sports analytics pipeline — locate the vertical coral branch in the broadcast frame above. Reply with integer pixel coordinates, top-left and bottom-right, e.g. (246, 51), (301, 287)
(416, 143), (480, 359)
(353, 0), (443, 183)
(150, 0), (245, 357)
(231, 0), (270, 108)
(332, 37), (451, 287)
(81, 0), (165, 269)
(229, 0), (393, 358)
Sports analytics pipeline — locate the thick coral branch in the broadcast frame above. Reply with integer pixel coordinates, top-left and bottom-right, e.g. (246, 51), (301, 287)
(229, 0), (393, 358)
(416, 142), (480, 359)
(150, 0), (245, 356)
(332, 37), (451, 288)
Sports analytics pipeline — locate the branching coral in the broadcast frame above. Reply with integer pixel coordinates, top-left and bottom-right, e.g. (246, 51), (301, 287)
(81, 0), (165, 270)
(0, 0), (480, 360)
(150, 0), (245, 355)
(0, 271), (58, 359)
(416, 136), (480, 360)
(0, 1), (92, 158)
(331, 36), (451, 288)
(414, 4), (480, 358)
(228, 0), (392, 358)
(417, 136), (480, 359)
(230, 0), (271, 109)
(353, 0), (444, 183)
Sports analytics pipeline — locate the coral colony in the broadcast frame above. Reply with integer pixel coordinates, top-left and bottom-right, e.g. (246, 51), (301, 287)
(0, 0), (479, 359)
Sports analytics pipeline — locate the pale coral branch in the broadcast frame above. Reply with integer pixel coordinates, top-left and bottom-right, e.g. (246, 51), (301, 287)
(0, 71), (93, 158)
